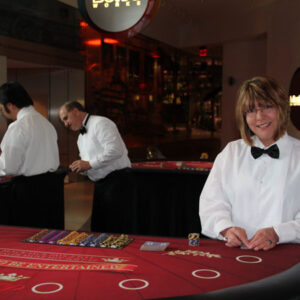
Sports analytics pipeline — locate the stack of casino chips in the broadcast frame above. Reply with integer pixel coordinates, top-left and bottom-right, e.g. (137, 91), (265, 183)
(38, 230), (60, 244)
(57, 231), (79, 245)
(188, 233), (200, 246)
(88, 233), (109, 247)
(24, 229), (49, 243)
(48, 231), (69, 244)
(78, 234), (97, 247)
(69, 233), (89, 246)
(111, 234), (131, 249)
(24, 229), (133, 249)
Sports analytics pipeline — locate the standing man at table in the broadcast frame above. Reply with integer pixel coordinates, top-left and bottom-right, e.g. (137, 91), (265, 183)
(0, 82), (59, 176)
(59, 101), (131, 231)
(59, 101), (131, 180)
(200, 76), (300, 250)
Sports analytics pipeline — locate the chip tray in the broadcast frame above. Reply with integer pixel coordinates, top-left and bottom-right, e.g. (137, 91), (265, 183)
(23, 229), (133, 249)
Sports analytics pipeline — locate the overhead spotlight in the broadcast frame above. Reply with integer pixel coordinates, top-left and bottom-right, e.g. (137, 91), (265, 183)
(80, 21), (89, 27)
(103, 38), (119, 44)
(85, 39), (102, 46)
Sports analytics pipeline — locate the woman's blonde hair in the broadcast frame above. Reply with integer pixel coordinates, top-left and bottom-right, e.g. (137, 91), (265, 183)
(235, 76), (290, 146)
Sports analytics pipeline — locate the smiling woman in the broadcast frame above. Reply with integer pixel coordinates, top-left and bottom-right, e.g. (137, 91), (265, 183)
(236, 76), (289, 147)
(200, 76), (300, 252)
(245, 104), (278, 147)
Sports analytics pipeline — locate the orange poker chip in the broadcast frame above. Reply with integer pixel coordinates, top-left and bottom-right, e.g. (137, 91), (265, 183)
(25, 229), (49, 243)
(69, 233), (89, 246)
(57, 231), (79, 245)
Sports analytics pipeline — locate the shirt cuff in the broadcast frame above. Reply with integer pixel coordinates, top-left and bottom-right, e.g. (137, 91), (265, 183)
(273, 223), (296, 244)
(89, 157), (102, 169)
(215, 219), (234, 240)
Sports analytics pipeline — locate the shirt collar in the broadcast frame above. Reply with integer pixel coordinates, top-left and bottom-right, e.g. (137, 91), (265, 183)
(252, 132), (290, 156)
(16, 105), (35, 120)
(82, 113), (89, 127)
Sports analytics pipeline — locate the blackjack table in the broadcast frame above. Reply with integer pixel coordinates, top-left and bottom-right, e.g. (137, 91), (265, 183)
(0, 171), (66, 229)
(0, 226), (299, 300)
(91, 160), (213, 237)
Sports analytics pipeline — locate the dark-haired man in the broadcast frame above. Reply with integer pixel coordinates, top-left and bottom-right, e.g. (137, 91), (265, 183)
(0, 82), (59, 176)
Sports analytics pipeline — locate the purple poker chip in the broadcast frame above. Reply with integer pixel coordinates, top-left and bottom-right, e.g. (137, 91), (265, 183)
(48, 230), (69, 244)
(79, 234), (98, 247)
(37, 230), (59, 243)
(89, 233), (109, 247)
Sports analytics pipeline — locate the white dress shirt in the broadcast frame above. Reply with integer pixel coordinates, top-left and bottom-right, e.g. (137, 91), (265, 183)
(0, 106), (59, 176)
(77, 115), (131, 181)
(199, 133), (300, 244)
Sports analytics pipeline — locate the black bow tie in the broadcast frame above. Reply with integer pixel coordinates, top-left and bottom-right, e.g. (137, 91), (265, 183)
(251, 144), (280, 159)
(79, 114), (90, 135)
(79, 126), (87, 135)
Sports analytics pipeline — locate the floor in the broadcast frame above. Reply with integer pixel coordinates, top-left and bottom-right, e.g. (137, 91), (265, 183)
(64, 180), (93, 232)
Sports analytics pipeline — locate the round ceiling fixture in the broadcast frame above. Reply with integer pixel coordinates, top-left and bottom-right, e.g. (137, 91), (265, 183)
(78, 0), (160, 38)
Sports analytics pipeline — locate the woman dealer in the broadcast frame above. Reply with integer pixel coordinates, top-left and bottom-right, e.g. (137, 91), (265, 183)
(199, 76), (300, 251)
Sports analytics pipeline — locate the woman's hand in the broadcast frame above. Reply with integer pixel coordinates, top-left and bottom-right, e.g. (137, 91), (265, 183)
(248, 227), (279, 251)
(221, 227), (250, 248)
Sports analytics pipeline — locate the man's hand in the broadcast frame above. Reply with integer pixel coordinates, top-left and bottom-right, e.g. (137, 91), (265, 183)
(69, 160), (91, 173)
(221, 227), (250, 248)
(248, 227), (279, 251)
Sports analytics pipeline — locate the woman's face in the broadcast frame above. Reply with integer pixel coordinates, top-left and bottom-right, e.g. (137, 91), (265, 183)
(245, 101), (279, 147)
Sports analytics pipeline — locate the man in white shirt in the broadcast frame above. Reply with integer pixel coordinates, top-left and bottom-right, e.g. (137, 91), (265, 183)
(59, 101), (131, 231)
(59, 101), (131, 181)
(0, 82), (59, 176)
(200, 76), (300, 250)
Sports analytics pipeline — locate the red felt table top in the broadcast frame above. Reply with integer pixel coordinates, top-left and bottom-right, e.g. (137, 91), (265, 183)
(0, 226), (299, 299)
(132, 161), (213, 171)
